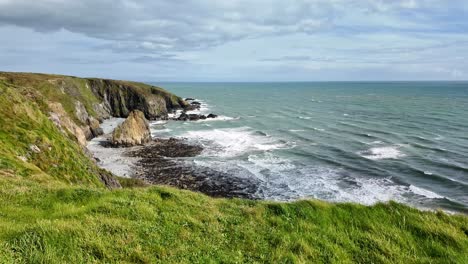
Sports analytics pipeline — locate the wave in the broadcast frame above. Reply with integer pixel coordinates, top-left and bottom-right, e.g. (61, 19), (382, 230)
(409, 185), (444, 199)
(180, 127), (291, 157)
(359, 145), (406, 160)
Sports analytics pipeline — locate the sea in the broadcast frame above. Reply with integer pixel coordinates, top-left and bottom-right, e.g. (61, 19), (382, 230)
(150, 82), (468, 214)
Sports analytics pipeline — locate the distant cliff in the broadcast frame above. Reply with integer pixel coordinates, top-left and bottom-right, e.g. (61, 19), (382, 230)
(0, 71), (188, 188)
(0, 72), (186, 145)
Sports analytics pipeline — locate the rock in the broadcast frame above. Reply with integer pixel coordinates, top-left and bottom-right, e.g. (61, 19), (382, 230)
(207, 113), (218, 119)
(191, 101), (201, 105)
(75, 101), (90, 124)
(92, 102), (111, 121)
(29, 144), (41, 153)
(48, 102), (88, 147)
(177, 113), (189, 121)
(188, 114), (200, 121)
(112, 110), (151, 146)
(184, 105), (199, 111)
(87, 117), (103, 137)
(185, 98), (195, 101)
(87, 79), (183, 120)
(126, 138), (261, 199)
(17, 155), (28, 162)
(98, 170), (122, 189)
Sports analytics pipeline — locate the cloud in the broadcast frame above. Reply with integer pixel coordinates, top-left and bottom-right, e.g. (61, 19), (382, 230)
(0, 1), (467, 80)
(1, 0), (466, 54)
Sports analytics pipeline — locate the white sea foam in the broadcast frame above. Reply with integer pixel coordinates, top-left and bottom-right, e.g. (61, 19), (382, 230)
(100, 117), (125, 134)
(168, 109), (183, 119)
(298, 116), (312, 120)
(196, 115), (238, 122)
(255, 166), (410, 205)
(180, 127), (289, 157)
(367, 140), (384, 145)
(409, 185), (443, 199)
(289, 129), (305, 132)
(360, 146), (406, 160)
(151, 120), (167, 125)
(151, 128), (172, 136)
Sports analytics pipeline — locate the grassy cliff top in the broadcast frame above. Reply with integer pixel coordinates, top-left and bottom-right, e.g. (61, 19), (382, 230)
(0, 72), (467, 263)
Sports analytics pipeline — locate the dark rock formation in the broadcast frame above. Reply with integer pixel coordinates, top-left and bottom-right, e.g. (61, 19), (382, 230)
(174, 112), (217, 121)
(87, 79), (187, 120)
(98, 169), (122, 189)
(112, 110), (151, 146)
(127, 138), (261, 199)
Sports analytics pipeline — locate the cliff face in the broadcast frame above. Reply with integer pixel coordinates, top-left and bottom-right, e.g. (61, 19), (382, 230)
(87, 78), (186, 120)
(0, 72), (186, 146)
(0, 71), (186, 188)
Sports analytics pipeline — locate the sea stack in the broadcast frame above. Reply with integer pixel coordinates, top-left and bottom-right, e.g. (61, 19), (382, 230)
(112, 110), (151, 146)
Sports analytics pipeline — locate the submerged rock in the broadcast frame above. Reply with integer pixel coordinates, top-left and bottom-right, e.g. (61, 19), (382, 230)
(112, 110), (151, 146)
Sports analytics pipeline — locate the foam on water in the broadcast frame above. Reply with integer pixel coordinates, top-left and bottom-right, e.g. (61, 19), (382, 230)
(196, 115), (238, 122)
(180, 127), (290, 157)
(409, 185), (444, 199)
(360, 146), (407, 160)
(100, 117), (125, 134)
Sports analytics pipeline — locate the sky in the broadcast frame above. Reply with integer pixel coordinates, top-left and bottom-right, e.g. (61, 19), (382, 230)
(0, 0), (467, 82)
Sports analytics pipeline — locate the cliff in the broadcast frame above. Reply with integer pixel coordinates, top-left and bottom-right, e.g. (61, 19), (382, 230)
(0, 72), (466, 263)
(0, 72), (185, 145)
(0, 72), (186, 188)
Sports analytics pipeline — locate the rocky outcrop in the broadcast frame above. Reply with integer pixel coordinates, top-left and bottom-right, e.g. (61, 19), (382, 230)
(48, 102), (88, 147)
(175, 113), (218, 121)
(87, 79), (186, 120)
(112, 110), (151, 146)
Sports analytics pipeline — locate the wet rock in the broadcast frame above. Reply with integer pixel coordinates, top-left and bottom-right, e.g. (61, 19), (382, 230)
(188, 114), (201, 121)
(207, 113), (218, 119)
(177, 113), (189, 121)
(185, 98), (195, 101)
(112, 110), (151, 146)
(126, 138), (261, 199)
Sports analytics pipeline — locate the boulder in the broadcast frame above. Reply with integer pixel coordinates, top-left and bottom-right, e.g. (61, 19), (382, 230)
(188, 114), (200, 121)
(207, 113), (218, 119)
(177, 112), (189, 121)
(112, 110), (151, 146)
(87, 117), (103, 137)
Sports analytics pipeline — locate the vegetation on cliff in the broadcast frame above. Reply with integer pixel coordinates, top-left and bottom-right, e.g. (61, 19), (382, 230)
(0, 72), (466, 263)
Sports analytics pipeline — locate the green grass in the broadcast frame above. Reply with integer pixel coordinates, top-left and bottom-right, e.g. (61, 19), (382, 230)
(0, 178), (466, 263)
(0, 80), (104, 186)
(0, 72), (467, 263)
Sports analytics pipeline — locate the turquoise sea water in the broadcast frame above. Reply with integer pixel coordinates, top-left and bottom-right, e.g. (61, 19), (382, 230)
(152, 82), (468, 213)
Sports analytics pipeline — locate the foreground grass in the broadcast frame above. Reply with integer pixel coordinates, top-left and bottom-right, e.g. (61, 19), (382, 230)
(0, 178), (466, 263)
